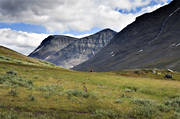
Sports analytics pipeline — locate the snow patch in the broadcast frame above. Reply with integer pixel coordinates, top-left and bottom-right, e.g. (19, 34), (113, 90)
(169, 8), (180, 16)
(176, 43), (180, 47)
(70, 66), (74, 68)
(167, 69), (174, 73)
(33, 46), (43, 53)
(92, 51), (95, 56)
(171, 43), (176, 47)
(138, 49), (143, 53)
(110, 51), (115, 56)
(45, 55), (51, 60)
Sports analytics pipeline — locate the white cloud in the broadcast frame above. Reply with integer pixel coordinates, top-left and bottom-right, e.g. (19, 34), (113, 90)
(63, 33), (91, 38)
(0, 28), (49, 55)
(0, 0), (171, 33)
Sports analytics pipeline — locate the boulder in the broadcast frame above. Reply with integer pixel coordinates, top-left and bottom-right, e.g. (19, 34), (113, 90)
(164, 74), (173, 79)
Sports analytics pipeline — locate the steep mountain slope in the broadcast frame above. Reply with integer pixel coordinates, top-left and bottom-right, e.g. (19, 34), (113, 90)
(29, 29), (117, 69)
(74, 0), (180, 72)
(29, 35), (78, 60)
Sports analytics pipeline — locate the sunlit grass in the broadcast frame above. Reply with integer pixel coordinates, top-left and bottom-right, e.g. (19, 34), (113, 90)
(0, 46), (180, 119)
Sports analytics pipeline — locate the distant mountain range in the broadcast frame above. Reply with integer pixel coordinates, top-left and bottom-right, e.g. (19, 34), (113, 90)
(29, 29), (117, 69)
(74, 0), (180, 72)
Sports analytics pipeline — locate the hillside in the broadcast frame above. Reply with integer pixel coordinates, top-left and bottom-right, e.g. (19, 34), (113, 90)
(74, 0), (180, 72)
(0, 46), (57, 68)
(29, 29), (117, 69)
(0, 46), (180, 119)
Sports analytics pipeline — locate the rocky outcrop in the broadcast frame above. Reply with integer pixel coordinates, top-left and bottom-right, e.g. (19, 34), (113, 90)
(73, 0), (180, 72)
(29, 29), (117, 69)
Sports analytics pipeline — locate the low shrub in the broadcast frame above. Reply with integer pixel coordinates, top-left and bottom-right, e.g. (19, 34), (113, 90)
(93, 109), (120, 119)
(120, 93), (132, 98)
(65, 89), (95, 98)
(0, 70), (33, 88)
(164, 97), (180, 108)
(157, 104), (170, 112)
(132, 98), (155, 105)
(38, 85), (63, 92)
(43, 92), (51, 99)
(38, 85), (63, 99)
(0, 111), (18, 119)
(164, 97), (180, 113)
(171, 112), (180, 119)
(115, 99), (123, 104)
(122, 86), (138, 92)
(0, 56), (10, 61)
(124, 88), (133, 92)
(130, 98), (161, 119)
(8, 89), (18, 97)
(28, 94), (35, 101)
(37, 85), (63, 99)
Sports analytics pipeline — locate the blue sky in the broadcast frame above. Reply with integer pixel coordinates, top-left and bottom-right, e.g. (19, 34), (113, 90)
(118, 0), (171, 14)
(0, 22), (47, 34)
(0, 0), (172, 55)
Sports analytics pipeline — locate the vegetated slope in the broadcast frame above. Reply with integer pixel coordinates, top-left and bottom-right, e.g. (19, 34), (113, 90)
(29, 29), (117, 69)
(0, 45), (57, 67)
(74, 0), (180, 72)
(29, 35), (78, 60)
(0, 46), (180, 119)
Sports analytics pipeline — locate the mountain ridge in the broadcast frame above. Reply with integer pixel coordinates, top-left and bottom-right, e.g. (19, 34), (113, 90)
(73, 0), (180, 72)
(29, 29), (117, 68)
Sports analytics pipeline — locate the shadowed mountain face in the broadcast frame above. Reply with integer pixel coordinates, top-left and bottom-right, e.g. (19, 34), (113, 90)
(73, 0), (180, 72)
(29, 29), (117, 69)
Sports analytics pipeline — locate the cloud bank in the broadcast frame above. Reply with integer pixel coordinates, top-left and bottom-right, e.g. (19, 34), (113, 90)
(0, 0), (170, 32)
(0, 28), (49, 55)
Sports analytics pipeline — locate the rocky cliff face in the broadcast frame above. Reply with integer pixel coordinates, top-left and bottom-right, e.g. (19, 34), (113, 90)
(47, 29), (117, 68)
(29, 35), (78, 60)
(29, 29), (117, 69)
(74, 0), (180, 72)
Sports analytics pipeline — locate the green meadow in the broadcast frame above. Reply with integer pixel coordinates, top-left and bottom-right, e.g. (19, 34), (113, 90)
(0, 46), (180, 119)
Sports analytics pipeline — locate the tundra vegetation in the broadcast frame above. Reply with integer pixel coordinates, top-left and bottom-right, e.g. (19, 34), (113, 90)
(0, 46), (180, 119)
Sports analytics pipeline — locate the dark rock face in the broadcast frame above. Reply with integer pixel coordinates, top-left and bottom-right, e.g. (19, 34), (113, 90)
(29, 29), (117, 69)
(73, 0), (180, 72)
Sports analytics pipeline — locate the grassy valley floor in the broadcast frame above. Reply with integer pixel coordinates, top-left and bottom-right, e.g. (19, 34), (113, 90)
(0, 46), (180, 119)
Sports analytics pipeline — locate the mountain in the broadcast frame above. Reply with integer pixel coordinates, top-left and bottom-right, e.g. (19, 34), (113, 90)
(29, 29), (117, 69)
(73, 0), (180, 72)
(29, 35), (78, 60)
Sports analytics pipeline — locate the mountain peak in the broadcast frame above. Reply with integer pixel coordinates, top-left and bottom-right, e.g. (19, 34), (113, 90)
(97, 28), (117, 34)
(29, 29), (117, 68)
(101, 28), (116, 32)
